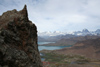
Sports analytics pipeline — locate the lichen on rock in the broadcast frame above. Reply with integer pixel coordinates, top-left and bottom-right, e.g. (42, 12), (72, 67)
(0, 5), (42, 67)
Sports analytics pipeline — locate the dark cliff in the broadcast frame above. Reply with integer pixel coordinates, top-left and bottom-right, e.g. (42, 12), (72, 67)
(0, 5), (42, 67)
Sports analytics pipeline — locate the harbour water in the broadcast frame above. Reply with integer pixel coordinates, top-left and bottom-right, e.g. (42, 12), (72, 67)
(38, 42), (72, 51)
(38, 42), (55, 45)
(38, 42), (72, 61)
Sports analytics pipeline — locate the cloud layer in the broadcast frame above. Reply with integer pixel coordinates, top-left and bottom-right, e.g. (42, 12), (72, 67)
(0, 0), (100, 32)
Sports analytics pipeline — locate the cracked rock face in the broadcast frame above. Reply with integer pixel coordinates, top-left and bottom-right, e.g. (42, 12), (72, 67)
(0, 5), (42, 67)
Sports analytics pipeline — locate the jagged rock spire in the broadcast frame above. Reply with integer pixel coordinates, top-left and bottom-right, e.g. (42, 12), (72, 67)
(20, 5), (28, 21)
(23, 4), (27, 10)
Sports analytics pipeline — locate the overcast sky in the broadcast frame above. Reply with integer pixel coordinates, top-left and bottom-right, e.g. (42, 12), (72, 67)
(0, 0), (100, 32)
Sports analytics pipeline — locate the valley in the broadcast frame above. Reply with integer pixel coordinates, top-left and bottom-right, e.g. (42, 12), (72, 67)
(40, 38), (100, 67)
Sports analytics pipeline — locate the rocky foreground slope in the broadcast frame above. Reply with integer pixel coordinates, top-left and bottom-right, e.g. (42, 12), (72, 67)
(0, 5), (42, 67)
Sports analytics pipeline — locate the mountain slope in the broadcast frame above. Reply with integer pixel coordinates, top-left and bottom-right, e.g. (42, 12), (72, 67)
(55, 38), (100, 59)
(41, 35), (100, 46)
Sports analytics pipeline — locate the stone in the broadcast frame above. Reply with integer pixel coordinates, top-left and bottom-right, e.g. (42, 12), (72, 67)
(0, 5), (42, 67)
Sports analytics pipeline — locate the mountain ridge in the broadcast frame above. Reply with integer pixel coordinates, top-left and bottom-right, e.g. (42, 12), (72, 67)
(38, 29), (100, 42)
(38, 29), (100, 37)
(40, 35), (100, 46)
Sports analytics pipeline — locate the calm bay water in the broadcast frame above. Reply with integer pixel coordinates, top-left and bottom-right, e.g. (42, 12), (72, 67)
(38, 42), (72, 51)
(38, 42), (55, 45)
(38, 42), (72, 61)
(38, 45), (72, 51)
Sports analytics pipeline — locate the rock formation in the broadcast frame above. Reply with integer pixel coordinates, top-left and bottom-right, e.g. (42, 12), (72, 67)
(0, 5), (42, 67)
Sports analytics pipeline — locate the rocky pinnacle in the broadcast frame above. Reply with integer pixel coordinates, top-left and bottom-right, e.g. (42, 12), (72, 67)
(0, 5), (43, 67)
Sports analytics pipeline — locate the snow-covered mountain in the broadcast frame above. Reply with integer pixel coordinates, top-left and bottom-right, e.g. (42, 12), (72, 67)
(73, 29), (91, 36)
(38, 29), (100, 37)
(38, 31), (67, 37)
(95, 29), (100, 34)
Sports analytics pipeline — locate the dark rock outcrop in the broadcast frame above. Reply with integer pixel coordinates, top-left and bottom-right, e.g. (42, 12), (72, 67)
(0, 5), (42, 67)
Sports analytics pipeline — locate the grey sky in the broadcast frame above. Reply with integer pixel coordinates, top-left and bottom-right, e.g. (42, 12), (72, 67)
(0, 0), (100, 32)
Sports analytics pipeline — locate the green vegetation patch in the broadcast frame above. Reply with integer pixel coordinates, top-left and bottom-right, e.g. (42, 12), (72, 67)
(41, 52), (67, 63)
(41, 52), (90, 64)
